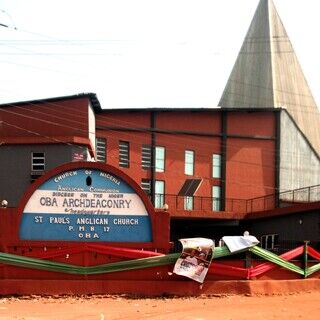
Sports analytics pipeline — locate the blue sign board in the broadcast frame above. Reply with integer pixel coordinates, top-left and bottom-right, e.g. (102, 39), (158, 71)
(20, 169), (152, 242)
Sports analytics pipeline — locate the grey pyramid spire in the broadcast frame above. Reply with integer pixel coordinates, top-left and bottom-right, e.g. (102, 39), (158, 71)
(219, 0), (320, 155)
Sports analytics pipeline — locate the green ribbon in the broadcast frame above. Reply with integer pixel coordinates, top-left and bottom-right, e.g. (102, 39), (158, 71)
(0, 245), (318, 278)
(0, 246), (232, 275)
(305, 262), (320, 277)
(249, 246), (304, 276)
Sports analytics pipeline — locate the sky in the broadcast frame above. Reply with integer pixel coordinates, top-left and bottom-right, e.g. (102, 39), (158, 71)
(0, 0), (320, 109)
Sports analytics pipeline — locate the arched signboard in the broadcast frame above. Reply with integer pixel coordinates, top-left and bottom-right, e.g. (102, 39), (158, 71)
(19, 167), (152, 242)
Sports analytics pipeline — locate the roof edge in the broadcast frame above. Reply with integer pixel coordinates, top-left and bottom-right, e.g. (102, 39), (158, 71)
(0, 93), (102, 113)
(99, 107), (280, 113)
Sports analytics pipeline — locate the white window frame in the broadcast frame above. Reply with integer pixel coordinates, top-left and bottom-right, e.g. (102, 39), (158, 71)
(155, 146), (165, 172)
(141, 144), (152, 170)
(141, 179), (151, 195)
(154, 180), (165, 209)
(212, 154), (221, 178)
(96, 137), (106, 162)
(119, 141), (129, 168)
(212, 185), (221, 211)
(185, 150), (194, 176)
(31, 152), (45, 172)
(184, 196), (194, 210)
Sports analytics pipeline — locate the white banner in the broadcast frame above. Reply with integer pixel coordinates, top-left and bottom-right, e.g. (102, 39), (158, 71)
(24, 190), (148, 215)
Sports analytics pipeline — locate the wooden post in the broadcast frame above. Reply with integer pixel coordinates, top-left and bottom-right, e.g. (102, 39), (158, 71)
(302, 240), (309, 278)
(244, 251), (252, 269)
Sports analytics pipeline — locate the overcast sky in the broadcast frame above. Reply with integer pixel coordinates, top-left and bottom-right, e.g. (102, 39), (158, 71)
(0, 0), (319, 109)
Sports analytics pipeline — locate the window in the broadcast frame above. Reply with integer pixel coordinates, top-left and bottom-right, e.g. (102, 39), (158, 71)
(260, 234), (279, 250)
(141, 179), (151, 195)
(184, 196), (194, 210)
(212, 154), (221, 178)
(155, 146), (165, 172)
(141, 145), (165, 172)
(155, 180), (164, 208)
(31, 152), (45, 171)
(119, 141), (129, 168)
(31, 152), (45, 183)
(141, 145), (152, 169)
(96, 137), (106, 162)
(212, 185), (221, 211)
(154, 180), (165, 209)
(178, 179), (202, 211)
(141, 179), (165, 208)
(185, 150), (194, 175)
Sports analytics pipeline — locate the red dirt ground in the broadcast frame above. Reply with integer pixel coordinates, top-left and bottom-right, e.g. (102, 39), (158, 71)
(0, 291), (319, 320)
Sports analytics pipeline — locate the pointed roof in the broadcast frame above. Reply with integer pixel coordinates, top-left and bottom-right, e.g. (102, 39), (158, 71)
(219, 0), (320, 155)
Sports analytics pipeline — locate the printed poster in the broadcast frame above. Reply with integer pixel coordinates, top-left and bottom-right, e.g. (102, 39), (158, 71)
(173, 237), (214, 283)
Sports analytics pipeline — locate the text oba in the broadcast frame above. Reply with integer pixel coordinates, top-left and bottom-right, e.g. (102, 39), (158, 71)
(39, 197), (131, 209)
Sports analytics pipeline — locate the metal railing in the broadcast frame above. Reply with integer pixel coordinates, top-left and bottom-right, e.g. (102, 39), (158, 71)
(246, 184), (320, 213)
(152, 194), (248, 213)
(152, 184), (320, 214)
